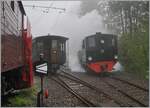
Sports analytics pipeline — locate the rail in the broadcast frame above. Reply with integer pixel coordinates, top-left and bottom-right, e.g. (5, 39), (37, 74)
(110, 76), (149, 92)
(59, 66), (148, 107)
(50, 75), (96, 107)
(58, 69), (124, 106)
(102, 79), (147, 107)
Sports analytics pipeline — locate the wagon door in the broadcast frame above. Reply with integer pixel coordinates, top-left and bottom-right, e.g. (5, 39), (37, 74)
(51, 40), (58, 64)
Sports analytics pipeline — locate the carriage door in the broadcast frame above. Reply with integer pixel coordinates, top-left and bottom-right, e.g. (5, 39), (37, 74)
(51, 40), (58, 64)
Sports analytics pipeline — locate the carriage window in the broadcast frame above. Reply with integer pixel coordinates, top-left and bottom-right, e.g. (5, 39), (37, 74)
(62, 43), (65, 51)
(60, 43), (64, 51)
(112, 39), (115, 46)
(88, 37), (95, 48)
(60, 43), (62, 51)
(52, 40), (57, 48)
(100, 49), (104, 53)
(100, 40), (104, 44)
(37, 42), (43, 51)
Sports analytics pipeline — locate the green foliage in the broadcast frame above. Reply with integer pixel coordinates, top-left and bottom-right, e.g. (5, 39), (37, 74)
(6, 86), (38, 107)
(79, 1), (149, 78)
(98, 1), (149, 79)
(119, 19), (149, 79)
(8, 96), (32, 107)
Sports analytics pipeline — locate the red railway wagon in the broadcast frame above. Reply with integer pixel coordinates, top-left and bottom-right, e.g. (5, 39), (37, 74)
(1, 1), (33, 95)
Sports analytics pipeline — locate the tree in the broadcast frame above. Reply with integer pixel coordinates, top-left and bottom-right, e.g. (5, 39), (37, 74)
(79, 1), (149, 78)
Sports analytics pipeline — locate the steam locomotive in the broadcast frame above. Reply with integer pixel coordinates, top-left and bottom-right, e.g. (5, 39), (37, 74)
(1, 1), (33, 95)
(32, 35), (69, 73)
(78, 32), (118, 74)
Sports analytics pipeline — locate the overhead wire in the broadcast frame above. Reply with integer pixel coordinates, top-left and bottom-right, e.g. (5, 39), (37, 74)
(23, 1), (81, 36)
(23, 1), (80, 15)
(31, 12), (44, 26)
(23, 4), (65, 12)
(44, 1), (54, 13)
(23, 1), (66, 35)
(50, 1), (69, 33)
(50, 11), (61, 32)
(49, 1), (68, 33)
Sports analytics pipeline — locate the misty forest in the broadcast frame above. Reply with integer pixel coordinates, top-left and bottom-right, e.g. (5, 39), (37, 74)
(79, 1), (149, 79)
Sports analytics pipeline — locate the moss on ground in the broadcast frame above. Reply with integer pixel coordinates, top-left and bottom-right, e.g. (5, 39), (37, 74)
(4, 76), (41, 107)
(5, 86), (38, 107)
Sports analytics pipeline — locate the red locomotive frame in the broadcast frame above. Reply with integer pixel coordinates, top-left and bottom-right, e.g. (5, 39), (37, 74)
(87, 60), (117, 73)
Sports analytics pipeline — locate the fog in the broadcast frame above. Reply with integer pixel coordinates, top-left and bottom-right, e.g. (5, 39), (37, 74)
(23, 1), (116, 72)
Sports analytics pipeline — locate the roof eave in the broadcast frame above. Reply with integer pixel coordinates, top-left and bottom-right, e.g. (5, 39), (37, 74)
(18, 1), (26, 15)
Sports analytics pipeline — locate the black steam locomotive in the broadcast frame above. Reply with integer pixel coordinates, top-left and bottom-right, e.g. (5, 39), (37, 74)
(32, 35), (68, 73)
(78, 32), (118, 74)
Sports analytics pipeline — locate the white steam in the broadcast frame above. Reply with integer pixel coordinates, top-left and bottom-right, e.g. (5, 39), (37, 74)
(23, 1), (109, 72)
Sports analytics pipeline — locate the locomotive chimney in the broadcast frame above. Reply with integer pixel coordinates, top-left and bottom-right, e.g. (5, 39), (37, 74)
(96, 32), (101, 34)
(48, 33), (50, 36)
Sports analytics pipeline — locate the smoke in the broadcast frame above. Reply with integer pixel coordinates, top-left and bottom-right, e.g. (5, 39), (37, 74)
(78, 0), (100, 17)
(23, 1), (109, 72)
(49, 9), (108, 72)
(52, 10), (109, 72)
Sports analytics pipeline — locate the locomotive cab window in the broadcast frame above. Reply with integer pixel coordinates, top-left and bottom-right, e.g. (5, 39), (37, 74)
(87, 37), (96, 48)
(52, 40), (57, 48)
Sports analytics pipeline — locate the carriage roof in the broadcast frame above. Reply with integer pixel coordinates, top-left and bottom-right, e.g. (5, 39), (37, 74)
(33, 35), (69, 41)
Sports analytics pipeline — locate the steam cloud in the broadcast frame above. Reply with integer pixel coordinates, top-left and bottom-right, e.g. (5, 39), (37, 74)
(23, 1), (110, 72)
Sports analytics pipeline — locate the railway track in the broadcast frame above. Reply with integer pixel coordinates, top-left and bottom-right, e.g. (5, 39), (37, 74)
(50, 75), (96, 107)
(110, 76), (149, 92)
(103, 75), (148, 106)
(101, 79), (148, 107)
(57, 69), (130, 107)
(58, 66), (148, 107)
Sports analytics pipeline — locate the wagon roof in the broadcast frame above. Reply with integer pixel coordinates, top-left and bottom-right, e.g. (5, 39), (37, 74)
(33, 35), (69, 41)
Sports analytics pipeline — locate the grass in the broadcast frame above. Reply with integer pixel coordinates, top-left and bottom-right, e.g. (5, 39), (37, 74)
(7, 95), (32, 107)
(4, 76), (41, 107)
(5, 86), (38, 107)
